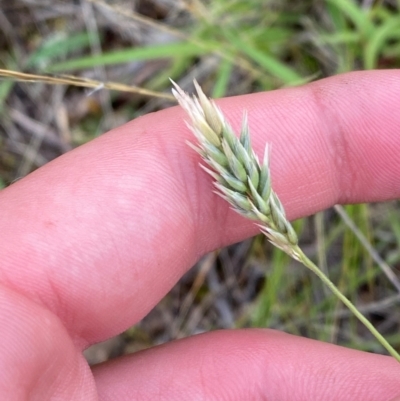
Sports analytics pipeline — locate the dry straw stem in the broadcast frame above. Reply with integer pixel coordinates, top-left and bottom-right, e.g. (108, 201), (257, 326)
(171, 79), (400, 362)
(0, 69), (174, 100)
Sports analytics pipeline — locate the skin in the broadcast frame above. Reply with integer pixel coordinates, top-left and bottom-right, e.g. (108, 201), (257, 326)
(0, 70), (400, 400)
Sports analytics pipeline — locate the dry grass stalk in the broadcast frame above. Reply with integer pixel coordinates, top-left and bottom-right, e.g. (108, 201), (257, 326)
(0, 68), (174, 100)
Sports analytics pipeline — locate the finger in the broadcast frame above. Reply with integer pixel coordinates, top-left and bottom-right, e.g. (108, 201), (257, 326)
(1, 70), (400, 345)
(92, 329), (400, 401)
(0, 284), (97, 400)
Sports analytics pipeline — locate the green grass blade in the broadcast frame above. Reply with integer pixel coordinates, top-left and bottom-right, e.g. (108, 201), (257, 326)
(327, 0), (375, 37)
(27, 32), (96, 69)
(251, 244), (290, 328)
(212, 59), (233, 98)
(318, 31), (360, 45)
(220, 28), (301, 84)
(364, 16), (400, 69)
(47, 42), (214, 72)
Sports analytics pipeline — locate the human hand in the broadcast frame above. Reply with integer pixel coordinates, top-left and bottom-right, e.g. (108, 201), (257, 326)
(1, 70), (400, 400)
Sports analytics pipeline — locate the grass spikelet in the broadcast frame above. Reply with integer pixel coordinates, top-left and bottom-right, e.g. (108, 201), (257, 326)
(171, 78), (298, 256)
(171, 79), (400, 362)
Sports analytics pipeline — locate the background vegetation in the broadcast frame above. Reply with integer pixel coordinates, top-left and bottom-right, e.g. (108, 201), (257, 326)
(0, 0), (400, 363)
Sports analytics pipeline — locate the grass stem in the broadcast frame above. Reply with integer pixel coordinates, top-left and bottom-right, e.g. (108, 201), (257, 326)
(295, 246), (400, 362)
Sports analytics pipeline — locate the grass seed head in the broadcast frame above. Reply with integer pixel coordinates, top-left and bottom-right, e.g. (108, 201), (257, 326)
(172, 80), (298, 249)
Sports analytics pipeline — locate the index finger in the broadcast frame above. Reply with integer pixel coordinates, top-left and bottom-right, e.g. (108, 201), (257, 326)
(1, 70), (399, 346)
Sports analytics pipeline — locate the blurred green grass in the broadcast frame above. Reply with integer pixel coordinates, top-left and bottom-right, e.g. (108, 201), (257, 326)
(1, 0), (400, 361)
